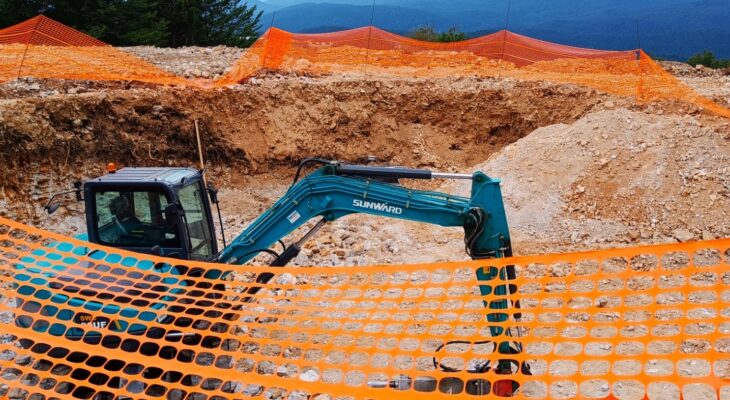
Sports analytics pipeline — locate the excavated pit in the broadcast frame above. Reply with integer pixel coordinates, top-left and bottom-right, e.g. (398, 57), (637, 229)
(2, 72), (728, 268)
(0, 74), (615, 229)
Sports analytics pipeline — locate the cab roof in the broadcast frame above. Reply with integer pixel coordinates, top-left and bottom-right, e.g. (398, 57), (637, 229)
(89, 167), (201, 186)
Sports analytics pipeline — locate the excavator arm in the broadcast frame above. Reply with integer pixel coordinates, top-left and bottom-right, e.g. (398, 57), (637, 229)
(214, 162), (512, 266)
(215, 161), (525, 395)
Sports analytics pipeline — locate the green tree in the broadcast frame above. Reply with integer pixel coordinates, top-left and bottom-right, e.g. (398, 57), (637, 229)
(47, 0), (168, 45)
(0, 0), (260, 47)
(0, 0), (46, 27)
(437, 27), (467, 43)
(688, 51), (730, 69)
(160, 0), (262, 47)
(102, 0), (169, 46)
(409, 25), (467, 43)
(0, 0), (168, 46)
(409, 25), (438, 42)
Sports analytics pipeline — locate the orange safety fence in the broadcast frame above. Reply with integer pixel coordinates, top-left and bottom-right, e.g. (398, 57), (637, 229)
(1, 216), (730, 399)
(637, 50), (730, 119)
(220, 26), (730, 119)
(0, 15), (191, 86)
(1, 15), (729, 119)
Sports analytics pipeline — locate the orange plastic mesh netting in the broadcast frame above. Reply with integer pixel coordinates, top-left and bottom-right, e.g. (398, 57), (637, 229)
(219, 26), (730, 118)
(1, 216), (730, 400)
(1, 16), (729, 118)
(0, 15), (190, 85)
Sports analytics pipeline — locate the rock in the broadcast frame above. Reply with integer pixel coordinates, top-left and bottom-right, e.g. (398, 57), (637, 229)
(673, 228), (695, 242)
(299, 369), (320, 382)
(275, 273), (294, 285)
(243, 385), (263, 397)
(287, 391), (309, 400)
(351, 242), (365, 254)
(72, 119), (83, 127)
(333, 229), (350, 240)
(628, 230), (640, 241)
(702, 231), (715, 241)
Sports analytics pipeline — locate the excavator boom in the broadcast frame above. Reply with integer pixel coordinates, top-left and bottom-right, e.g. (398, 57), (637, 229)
(215, 162), (511, 266)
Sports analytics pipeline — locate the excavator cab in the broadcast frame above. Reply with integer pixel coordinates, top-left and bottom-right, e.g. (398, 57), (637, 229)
(81, 167), (218, 260)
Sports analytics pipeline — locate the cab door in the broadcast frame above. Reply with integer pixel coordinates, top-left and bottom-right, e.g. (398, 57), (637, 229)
(177, 181), (217, 260)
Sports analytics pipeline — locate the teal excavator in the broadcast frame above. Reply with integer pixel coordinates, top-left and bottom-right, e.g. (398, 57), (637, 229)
(41, 158), (527, 396)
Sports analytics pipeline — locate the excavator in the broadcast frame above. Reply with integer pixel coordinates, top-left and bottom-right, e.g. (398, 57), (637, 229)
(36, 158), (527, 396)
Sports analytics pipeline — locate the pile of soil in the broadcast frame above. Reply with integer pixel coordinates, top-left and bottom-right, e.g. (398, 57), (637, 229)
(659, 61), (730, 106)
(468, 108), (730, 253)
(120, 46), (245, 79)
(660, 61), (730, 79)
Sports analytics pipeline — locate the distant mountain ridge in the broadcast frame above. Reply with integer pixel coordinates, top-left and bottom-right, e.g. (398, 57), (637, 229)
(249, 0), (730, 60)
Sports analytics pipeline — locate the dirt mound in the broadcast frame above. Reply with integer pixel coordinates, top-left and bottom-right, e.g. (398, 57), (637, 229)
(660, 61), (729, 78)
(120, 46), (245, 79)
(467, 108), (730, 253)
(656, 61), (730, 107)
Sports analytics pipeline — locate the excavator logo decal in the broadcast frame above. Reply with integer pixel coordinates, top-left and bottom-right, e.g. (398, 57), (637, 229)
(352, 199), (403, 215)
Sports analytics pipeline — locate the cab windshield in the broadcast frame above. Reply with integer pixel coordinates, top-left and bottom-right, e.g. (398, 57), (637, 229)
(95, 190), (180, 248)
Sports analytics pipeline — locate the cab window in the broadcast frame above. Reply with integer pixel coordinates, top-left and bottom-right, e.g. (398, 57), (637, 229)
(177, 183), (214, 260)
(95, 190), (180, 247)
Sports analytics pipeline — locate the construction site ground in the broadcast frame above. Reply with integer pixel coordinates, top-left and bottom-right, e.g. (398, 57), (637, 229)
(0, 47), (729, 269)
(2, 47), (730, 400)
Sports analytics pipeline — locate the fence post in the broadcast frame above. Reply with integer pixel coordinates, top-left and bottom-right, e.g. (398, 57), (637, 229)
(500, 0), (512, 61)
(363, 0), (376, 75)
(16, 16), (43, 80)
(635, 20), (643, 103)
